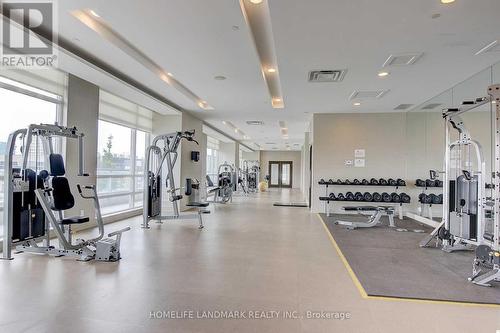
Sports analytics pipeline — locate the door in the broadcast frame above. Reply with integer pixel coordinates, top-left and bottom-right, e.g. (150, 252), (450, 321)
(268, 161), (293, 188)
(309, 145), (312, 208)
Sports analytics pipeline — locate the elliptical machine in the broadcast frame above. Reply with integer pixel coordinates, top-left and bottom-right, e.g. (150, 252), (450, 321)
(2, 124), (130, 262)
(142, 130), (209, 229)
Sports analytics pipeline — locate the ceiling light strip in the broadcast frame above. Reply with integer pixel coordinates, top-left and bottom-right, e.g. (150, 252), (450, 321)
(239, 0), (284, 109)
(71, 9), (213, 110)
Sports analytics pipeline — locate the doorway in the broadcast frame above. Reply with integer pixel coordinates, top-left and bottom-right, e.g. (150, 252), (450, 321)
(268, 161), (293, 188)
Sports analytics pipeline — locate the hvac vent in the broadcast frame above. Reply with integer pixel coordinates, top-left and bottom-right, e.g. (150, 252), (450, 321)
(475, 40), (500, 55)
(246, 120), (264, 126)
(349, 90), (389, 100)
(382, 53), (423, 67)
(308, 69), (347, 82)
(394, 104), (413, 110)
(422, 103), (442, 110)
(265, 142), (276, 145)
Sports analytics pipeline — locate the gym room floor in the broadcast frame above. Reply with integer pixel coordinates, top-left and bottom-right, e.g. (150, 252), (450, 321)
(0, 189), (498, 333)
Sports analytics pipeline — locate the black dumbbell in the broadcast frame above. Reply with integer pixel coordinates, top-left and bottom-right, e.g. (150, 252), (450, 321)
(319, 179), (326, 185)
(391, 192), (401, 203)
(415, 179), (425, 187)
(437, 194), (443, 204)
(361, 179), (369, 185)
(370, 178), (379, 185)
(388, 178), (398, 186)
(329, 193), (336, 200)
(336, 179), (343, 185)
(425, 179), (435, 187)
(424, 194), (433, 204)
(363, 192), (373, 202)
(431, 193), (441, 204)
(336, 193), (345, 201)
(379, 178), (388, 186)
(400, 193), (411, 203)
(381, 192), (392, 202)
(396, 179), (406, 187)
(372, 192), (382, 202)
(328, 179), (335, 185)
(355, 192), (364, 201)
(353, 179), (361, 185)
(344, 179), (351, 185)
(418, 193), (426, 203)
(434, 179), (443, 187)
(346, 192), (355, 201)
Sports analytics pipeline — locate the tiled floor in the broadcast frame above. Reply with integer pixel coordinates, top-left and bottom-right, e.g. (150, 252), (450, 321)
(0, 189), (499, 332)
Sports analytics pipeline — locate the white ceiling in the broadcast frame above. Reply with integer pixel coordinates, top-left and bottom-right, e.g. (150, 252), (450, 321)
(53, 0), (500, 151)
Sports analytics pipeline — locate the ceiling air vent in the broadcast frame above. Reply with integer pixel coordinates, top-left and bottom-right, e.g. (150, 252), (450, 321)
(308, 69), (347, 82)
(349, 90), (389, 100)
(265, 142), (276, 145)
(382, 53), (423, 67)
(394, 104), (413, 110)
(246, 120), (264, 126)
(422, 103), (442, 110)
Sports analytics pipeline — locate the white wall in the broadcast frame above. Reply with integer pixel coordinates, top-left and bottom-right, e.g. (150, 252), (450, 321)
(65, 74), (99, 226)
(259, 150), (302, 189)
(219, 142), (236, 166)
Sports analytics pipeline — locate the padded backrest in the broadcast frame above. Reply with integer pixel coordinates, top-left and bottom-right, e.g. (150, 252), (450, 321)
(206, 175), (214, 187)
(51, 177), (75, 211)
(49, 154), (66, 176)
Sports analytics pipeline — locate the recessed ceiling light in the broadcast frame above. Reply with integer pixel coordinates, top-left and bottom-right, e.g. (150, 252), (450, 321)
(234, 129), (239, 133)
(274, 98), (282, 102)
(493, 101), (497, 104)
(89, 10), (100, 17)
(378, 71), (390, 77)
(353, 102), (361, 106)
(250, 0), (263, 4)
(267, 68), (276, 73)
(214, 75), (226, 80)
(441, 0), (455, 3)
(222, 121), (227, 125)
(167, 72), (173, 77)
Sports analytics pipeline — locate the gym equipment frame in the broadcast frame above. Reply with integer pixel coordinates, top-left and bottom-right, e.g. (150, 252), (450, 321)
(420, 85), (500, 287)
(142, 130), (209, 229)
(2, 124), (129, 261)
(336, 206), (396, 230)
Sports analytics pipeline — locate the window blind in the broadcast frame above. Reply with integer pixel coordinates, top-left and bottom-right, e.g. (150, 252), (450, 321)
(99, 90), (153, 132)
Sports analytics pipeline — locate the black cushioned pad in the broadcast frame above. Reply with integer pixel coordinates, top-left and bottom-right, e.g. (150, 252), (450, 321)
(319, 213), (500, 305)
(61, 216), (89, 225)
(187, 202), (209, 207)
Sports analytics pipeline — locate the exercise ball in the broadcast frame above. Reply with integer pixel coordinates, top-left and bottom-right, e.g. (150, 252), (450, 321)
(258, 181), (268, 192)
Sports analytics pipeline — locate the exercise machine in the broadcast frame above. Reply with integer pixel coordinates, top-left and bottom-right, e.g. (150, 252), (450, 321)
(242, 160), (260, 193)
(206, 162), (235, 203)
(420, 85), (500, 287)
(2, 124), (129, 261)
(335, 206), (396, 230)
(142, 130), (209, 229)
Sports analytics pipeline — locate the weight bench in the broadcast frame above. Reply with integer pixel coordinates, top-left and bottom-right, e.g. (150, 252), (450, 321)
(335, 206), (396, 230)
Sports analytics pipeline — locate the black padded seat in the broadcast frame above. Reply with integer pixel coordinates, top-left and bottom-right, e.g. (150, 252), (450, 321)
(343, 206), (394, 212)
(484, 233), (493, 241)
(60, 216), (90, 225)
(186, 202), (209, 208)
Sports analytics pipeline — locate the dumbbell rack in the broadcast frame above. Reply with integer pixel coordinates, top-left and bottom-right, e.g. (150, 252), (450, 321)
(318, 181), (407, 219)
(415, 183), (443, 221)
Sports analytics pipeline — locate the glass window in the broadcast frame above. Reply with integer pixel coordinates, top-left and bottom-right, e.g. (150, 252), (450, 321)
(206, 138), (219, 184)
(0, 81), (61, 239)
(96, 120), (150, 215)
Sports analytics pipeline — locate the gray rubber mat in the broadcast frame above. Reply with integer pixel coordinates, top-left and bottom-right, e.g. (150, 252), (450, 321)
(320, 213), (500, 305)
